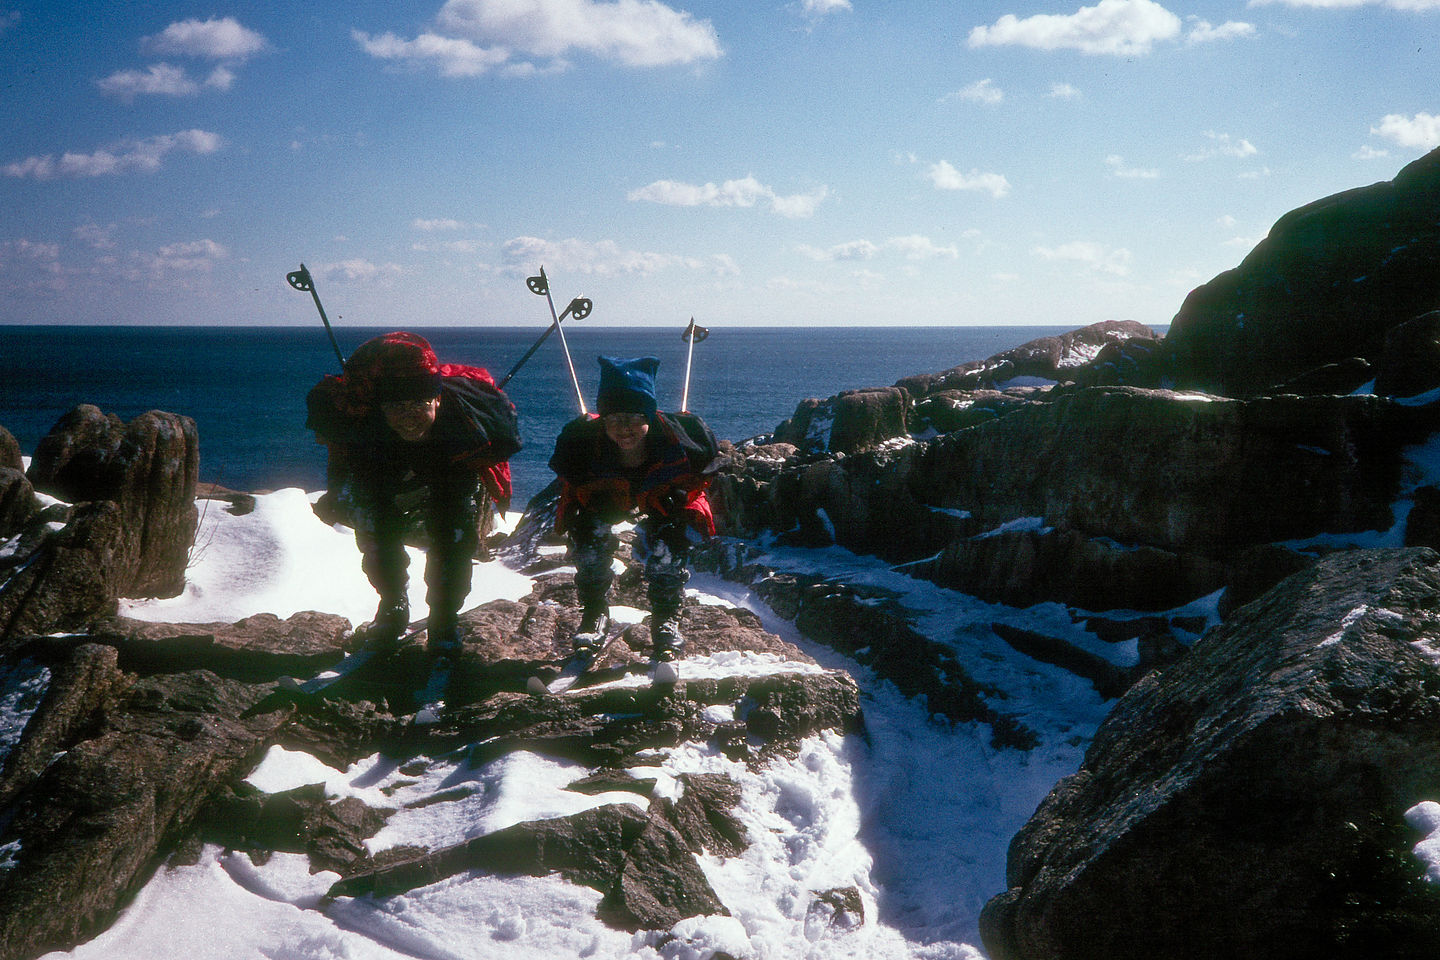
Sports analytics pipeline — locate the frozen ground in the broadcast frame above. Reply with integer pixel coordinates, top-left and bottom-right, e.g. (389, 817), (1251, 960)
(6, 489), (1176, 959)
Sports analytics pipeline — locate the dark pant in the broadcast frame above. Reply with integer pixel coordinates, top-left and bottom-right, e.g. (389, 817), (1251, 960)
(353, 477), (481, 626)
(568, 511), (695, 616)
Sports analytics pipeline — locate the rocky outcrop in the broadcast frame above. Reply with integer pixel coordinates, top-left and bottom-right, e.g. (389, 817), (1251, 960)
(1161, 147), (1440, 397)
(0, 524), (862, 960)
(713, 385), (1440, 615)
(980, 548), (1440, 960)
(0, 501), (125, 648)
(27, 405), (200, 597)
(896, 320), (1161, 399)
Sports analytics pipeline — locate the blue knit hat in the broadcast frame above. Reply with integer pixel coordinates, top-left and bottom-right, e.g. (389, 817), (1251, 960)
(596, 356), (659, 418)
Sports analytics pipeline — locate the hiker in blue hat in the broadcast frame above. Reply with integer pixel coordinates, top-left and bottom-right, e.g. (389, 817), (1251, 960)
(548, 355), (721, 662)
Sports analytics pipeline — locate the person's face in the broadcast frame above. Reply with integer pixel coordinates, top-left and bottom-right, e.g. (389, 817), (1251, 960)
(603, 412), (650, 453)
(382, 396), (440, 442)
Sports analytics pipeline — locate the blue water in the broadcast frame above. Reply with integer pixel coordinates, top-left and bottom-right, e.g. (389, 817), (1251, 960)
(0, 325), (1068, 507)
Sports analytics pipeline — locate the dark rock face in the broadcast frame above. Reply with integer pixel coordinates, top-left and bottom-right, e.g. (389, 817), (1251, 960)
(0, 501), (125, 646)
(774, 387), (910, 456)
(980, 548), (1440, 960)
(1162, 147), (1440, 397)
(26, 405), (199, 598)
(0, 467), (37, 539)
(0, 426), (21, 472)
(713, 383), (1440, 615)
(1374, 309), (1440, 400)
(0, 665), (291, 960)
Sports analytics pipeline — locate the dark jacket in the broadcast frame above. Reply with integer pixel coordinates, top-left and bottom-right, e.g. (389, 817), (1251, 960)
(306, 366), (521, 505)
(548, 411), (720, 535)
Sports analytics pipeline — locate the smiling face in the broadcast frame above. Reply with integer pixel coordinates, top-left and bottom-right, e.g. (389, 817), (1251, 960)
(381, 396), (441, 442)
(603, 412), (650, 464)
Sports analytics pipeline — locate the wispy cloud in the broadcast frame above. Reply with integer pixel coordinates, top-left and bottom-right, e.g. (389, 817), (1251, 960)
(1184, 17), (1255, 43)
(926, 160), (1011, 198)
(629, 176), (829, 218)
(99, 18), (267, 100)
(944, 78), (1004, 105)
(800, 0), (852, 16)
(500, 235), (735, 276)
(797, 235), (961, 261)
(968, 0), (1182, 56)
(1106, 154), (1160, 178)
(1033, 240), (1133, 275)
(1353, 144), (1390, 160)
(3, 130), (222, 180)
(1371, 112), (1440, 149)
(318, 259), (406, 283)
(1251, 0), (1440, 9)
(359, 0), (722, 77)
(353, 31), (513, 77)
(1048, 82), (1083, 100)
(1184, 130), (1258, 161)
(97, 63), (236, 100)
(412, 217), (472, 231)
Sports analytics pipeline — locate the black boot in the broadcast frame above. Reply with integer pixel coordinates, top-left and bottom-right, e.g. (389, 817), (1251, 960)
(427, 613), (462, 655)
(649, 604), (684, 661)
(358, 595), (410, 648)
(573, 603), (611, 653)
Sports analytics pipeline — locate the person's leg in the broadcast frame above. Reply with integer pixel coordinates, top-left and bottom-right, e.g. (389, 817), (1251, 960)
(352, 486), (411, 645)
(636, 518), (695, 660)
(568, 512), (617, 650)
(423, 480), (481, 654)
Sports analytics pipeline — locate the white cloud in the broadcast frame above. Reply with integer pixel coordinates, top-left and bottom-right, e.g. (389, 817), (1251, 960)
(945, 78), (1004, 105)
(1371, 113), (1440, 150)
(3, 130), (222, 180)
(926, 160), (1011, 198)
(1032, 240), (1133, 275)
(1106, 154), (1160, 178)
(74, 223), (118, 250)
(353, 30), (513, 77)
(801, 0), (852, 14)
(205, 66), (236, 90)
(500, 235), (726, 276)
(97, 63), (198, 99)
(1185, 130), (1258, 161)
(319, 259), (406, 283)
(143, 17), (268, 60)
(1353, 144), (1390, 160)
(1216, 214), (1237, 228)
(1048, 82), (1083, 99)
(968, 0), (1182, 56)
(628, 176), (829, 217)
(1184, 17), (1255, 43)
(1251, 0), (1440, 9)
(2, 238), (60, 262)
(412, 217), (470, 231)
(405, 0), (723, 72)
(798, 235), (960, 262)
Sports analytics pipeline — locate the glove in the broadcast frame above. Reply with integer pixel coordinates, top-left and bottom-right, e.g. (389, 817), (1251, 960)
(656, 488), (689, 517)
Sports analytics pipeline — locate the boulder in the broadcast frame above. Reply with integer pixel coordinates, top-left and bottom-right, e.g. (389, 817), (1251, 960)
(0, 426), (22, 472)
(0, 501), (125, 647)
(1374, 309), (1440, 399)
(0, 669), (291, 960)
(0, 467), (37, 539)
(981, 548), (1440, 960)
(93, 611), (354, 682)
(1162, 147), (1440, 397)
(27, 405), (199, 598)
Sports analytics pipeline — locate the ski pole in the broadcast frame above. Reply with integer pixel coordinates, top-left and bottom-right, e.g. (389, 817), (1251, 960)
(527, 267), (588, 414)
(496, 294), (592, 390)
(286, 263), (346, 369)
(680, 318), (709, 413)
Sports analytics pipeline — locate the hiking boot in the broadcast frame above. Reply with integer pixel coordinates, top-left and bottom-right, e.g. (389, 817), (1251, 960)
(358, 596), (409, 648)
(427, 617), (463, 656)
(650, 610), (685, 662)
(573, 606), (610, 653)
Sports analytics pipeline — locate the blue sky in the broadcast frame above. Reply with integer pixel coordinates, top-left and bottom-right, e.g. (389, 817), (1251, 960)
(1, 0), (1436, 328)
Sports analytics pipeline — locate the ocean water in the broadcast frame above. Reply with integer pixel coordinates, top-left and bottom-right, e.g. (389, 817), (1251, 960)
(0, 325), (1069, 507)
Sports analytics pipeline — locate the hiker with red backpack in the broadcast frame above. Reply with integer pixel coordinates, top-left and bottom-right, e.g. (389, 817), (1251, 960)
(305, 331), (521, 653)
(548, 355), (722, 663)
